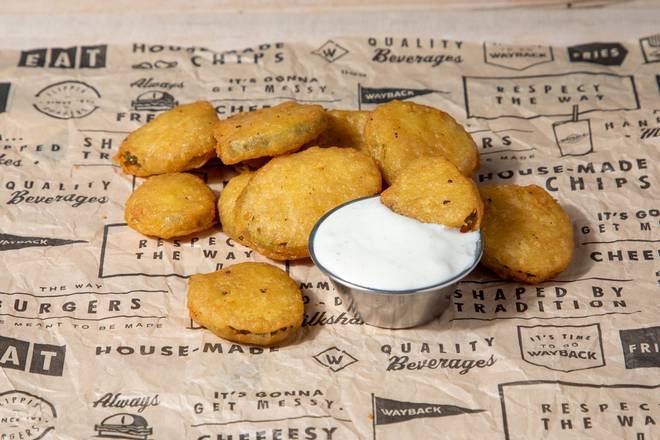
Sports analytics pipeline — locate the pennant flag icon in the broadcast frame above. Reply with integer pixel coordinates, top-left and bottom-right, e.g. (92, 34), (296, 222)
(358, 85), (448, 105)
(0, 233), (87, 251)
(373, 395), (485, 426)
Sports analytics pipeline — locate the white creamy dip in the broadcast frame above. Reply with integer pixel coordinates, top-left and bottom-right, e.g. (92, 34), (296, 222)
(310, 197), (480, 291)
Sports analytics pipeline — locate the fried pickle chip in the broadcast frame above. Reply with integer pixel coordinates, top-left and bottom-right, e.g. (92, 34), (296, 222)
(214, 101), (327, 165)
(316, 110), (370, 152)
(125, 173), (216, 239)
(218, 172), (253, 245)
(115, 101), (218, 176)
(187, 262), (304, 346)
(479, 184), (573, 284)
(232, 157), (270, 174)
(364, 100), (479, 183)
(381, 156), (483, 232)
(234, 146), (382, 260)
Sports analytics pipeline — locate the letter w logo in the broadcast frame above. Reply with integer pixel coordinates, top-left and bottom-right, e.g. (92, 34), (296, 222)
(313, 346), (358, 372)
(312, 40), (349, 63)
(324, 353), (343, 365)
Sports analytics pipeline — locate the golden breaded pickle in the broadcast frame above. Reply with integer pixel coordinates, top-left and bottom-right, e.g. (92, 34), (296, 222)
(364, 100), (479, 183)
(215, 101), (327, 165)
(479, 184), (573, 284)
(125, 173), (216, 239)
(232, 157), (270, 174)
(218, 172), (253, 245)
(316, 110), (370, 153)
(115, 101), (218, 176)
(381, 156), (483, 232)
(187, 262), (304, 346)
(235, 146), (382, 260)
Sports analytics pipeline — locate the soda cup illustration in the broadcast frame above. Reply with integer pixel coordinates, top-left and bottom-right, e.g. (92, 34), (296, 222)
(553, 105), (594, 157)
(639, 33), (660, 64)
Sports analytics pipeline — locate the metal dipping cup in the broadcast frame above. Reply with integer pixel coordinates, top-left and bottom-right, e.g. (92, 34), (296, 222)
(308, 196), (483, 329)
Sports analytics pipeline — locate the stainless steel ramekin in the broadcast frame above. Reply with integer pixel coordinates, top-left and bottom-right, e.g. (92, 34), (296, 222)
(308, 196), (483, 329)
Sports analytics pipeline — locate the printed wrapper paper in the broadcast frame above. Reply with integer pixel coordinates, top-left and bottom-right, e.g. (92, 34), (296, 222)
(0, 37), (658, 440)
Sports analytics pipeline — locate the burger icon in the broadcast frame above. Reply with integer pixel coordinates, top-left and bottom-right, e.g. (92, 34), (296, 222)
(131, 90), (178, 112)
(94, 412), (153, 439)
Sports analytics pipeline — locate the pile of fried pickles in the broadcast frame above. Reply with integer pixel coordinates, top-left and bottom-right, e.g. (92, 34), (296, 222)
(114, 100), (573, 346)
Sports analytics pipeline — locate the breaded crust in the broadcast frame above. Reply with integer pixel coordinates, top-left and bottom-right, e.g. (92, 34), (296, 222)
(214, 101), (327, 165)
(316, 110), (370, 153)
(187, 262), (304, 346)
(381, 156), (483, 232)
(232, 157), (270, 174)
(125, 173), (217, 239)
(479, 184), (574, 284)
(218, 172), (253, 246)
(234, 146), (382, 260)
(114, 101), (218, 176)
(364, 100), (479, 183)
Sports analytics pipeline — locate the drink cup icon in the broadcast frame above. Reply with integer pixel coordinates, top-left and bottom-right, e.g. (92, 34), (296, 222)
(640, 34), (660, 64)
(553, 105), (593, 157)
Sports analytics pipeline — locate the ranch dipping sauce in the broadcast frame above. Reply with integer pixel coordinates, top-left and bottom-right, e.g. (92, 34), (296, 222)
(310, 196), (481, 291)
